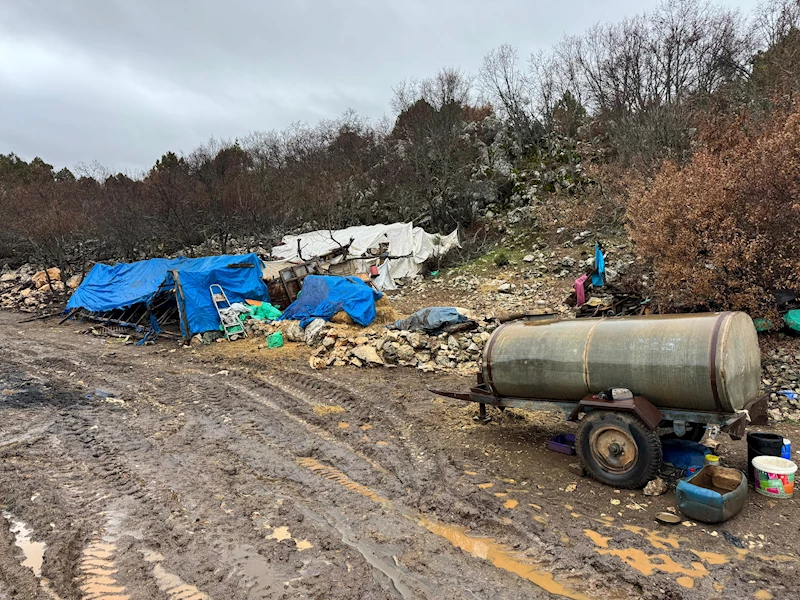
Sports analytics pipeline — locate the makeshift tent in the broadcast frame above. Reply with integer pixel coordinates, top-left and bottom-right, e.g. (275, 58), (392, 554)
(280, 275), (382, 327)
(271, 223), (459, 289)
(66, 253), (270, 339)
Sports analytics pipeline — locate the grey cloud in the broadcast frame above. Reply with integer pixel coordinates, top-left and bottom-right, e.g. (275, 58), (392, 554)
(0, 0), (760, 173)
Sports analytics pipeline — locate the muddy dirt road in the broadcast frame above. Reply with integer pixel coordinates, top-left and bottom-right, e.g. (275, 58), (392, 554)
(0, 312), (797, 599)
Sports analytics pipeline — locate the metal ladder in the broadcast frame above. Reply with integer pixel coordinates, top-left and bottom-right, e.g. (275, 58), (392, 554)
(210, 284), (247, 340)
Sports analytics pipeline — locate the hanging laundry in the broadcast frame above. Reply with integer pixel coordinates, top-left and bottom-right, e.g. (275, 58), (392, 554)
(574, 274), (589, 306)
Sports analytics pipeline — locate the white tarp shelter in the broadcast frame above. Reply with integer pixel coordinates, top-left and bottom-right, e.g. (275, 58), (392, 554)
(271, 223), (459, 289)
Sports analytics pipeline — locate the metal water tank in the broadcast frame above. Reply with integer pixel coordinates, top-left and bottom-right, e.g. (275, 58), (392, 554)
(482, 312), (761, 413)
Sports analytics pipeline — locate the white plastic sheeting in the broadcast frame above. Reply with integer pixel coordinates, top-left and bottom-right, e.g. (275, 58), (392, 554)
(373, 259), (398, 291)
(271, 223), (459, 287)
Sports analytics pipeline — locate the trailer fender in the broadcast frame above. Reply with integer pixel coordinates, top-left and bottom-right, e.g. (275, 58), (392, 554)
(569, 394), (663, 430)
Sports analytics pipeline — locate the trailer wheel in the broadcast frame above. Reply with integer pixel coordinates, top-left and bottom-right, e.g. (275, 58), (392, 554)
(576, 411), (662, 489)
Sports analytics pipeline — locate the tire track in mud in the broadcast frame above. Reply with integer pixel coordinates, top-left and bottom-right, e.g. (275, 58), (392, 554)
(59, 402), (299, 599)
(1, 354), (296, 599)
(204, 374), (596, 598)
(142, 550), (211, 600)
(65, 362), (413, 598)
(262, 369), (436, 470)
(6, 351), (558, 598)
(64, 364), (541, 598)
(294, 456), (592, 600)
(0, 322), (618, 599)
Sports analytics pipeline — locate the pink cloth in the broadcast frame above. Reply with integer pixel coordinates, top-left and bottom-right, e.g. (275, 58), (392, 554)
(574, 274), (589, 306)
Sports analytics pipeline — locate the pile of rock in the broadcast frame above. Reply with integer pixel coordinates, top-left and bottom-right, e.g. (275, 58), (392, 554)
(762, 346), (800, 422)
(0, 266), (80, 311)
(252, 317), (497, 376)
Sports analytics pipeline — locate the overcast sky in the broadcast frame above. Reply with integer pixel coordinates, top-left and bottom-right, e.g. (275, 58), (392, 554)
(0, 0), (761, 174)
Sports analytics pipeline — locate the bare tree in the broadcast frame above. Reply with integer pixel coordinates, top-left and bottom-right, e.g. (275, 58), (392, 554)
(480, 45), (538, 148)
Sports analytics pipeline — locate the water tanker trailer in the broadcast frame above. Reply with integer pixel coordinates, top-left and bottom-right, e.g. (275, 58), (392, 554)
(432, 312), (768, 488)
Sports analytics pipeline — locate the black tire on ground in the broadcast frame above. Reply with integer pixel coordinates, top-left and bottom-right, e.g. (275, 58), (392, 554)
(576, 410), (662, 489)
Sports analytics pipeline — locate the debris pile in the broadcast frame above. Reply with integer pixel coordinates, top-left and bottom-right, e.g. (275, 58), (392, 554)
(252, 316), (497, 376)
(762, 346), (800, 422)
(309, 325), (494, 375)
(0, 266), (78, 311)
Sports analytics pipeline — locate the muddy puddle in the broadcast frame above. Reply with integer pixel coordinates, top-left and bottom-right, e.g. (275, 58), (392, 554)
(79, 539), (129, 599)
(296, 457), (602, 599)
(418, 517), (592, 600)
(266, 524), (312, 551)
(143, 550), (211, 600)
(3, 511), (64, 599)
(3, 511), (45, 577)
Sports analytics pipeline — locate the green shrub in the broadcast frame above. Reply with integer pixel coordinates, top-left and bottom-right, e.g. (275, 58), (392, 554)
(494, 251), (510, 267)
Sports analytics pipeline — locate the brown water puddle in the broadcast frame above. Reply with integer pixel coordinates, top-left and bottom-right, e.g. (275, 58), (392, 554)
(619, 524), (679, 550)
(691, 550), (728, 565)
(3, 511), (64, 600)
(597, 546), (710, 579)
(418, 517), (590, 600)
(584, 530), (611, 548)
(270, 526), (292, 542)
(583, 528), (730, 590)
(298, 457), (595, 599)
(266, 525), (313, 551)
(311, 405), (345, 416)
(3, 511), (45, 577)
(78, 539), (129, 599)
(143, 550), (211, 600)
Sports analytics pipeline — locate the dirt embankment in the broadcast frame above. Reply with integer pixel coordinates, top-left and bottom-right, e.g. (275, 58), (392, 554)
(0, 312), (797, 599)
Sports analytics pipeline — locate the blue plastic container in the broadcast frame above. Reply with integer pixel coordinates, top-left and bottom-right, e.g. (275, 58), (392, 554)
(661, 439), (711, 473)
(676, 466), (747, 524)
(547, 433), (576, 455)
(782, 438), (792, 460)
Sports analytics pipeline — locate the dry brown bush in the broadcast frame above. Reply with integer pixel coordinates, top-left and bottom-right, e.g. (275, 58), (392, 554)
(628, 106), (800, 316)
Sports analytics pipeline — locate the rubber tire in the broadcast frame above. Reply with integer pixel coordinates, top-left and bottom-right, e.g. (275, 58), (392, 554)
(576, 410), (662, 489)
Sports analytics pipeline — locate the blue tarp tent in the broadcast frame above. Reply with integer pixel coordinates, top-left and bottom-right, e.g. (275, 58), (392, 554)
(280, 275), (382, 327)
(66, 253), (270, 338)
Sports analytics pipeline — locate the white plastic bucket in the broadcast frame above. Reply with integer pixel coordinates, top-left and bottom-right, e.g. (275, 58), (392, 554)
(751, 455), (797, 498)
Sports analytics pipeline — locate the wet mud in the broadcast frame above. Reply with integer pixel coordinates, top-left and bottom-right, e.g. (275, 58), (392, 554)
(0, 312), (797, 599)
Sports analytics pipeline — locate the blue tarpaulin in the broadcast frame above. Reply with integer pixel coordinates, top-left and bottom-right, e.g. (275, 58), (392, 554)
(592, 244), (605, 287)
(280, 275), (382, 327)
(66, 253), (270, 337)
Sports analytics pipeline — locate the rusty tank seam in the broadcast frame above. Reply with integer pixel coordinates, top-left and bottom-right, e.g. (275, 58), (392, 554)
(707, 311), (732, 413)
(582, 319), (604, 394)
(484, 321), (513, 400)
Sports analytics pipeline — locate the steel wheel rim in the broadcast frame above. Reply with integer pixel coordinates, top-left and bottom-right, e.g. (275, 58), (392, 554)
(589, 425), (638, 474)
